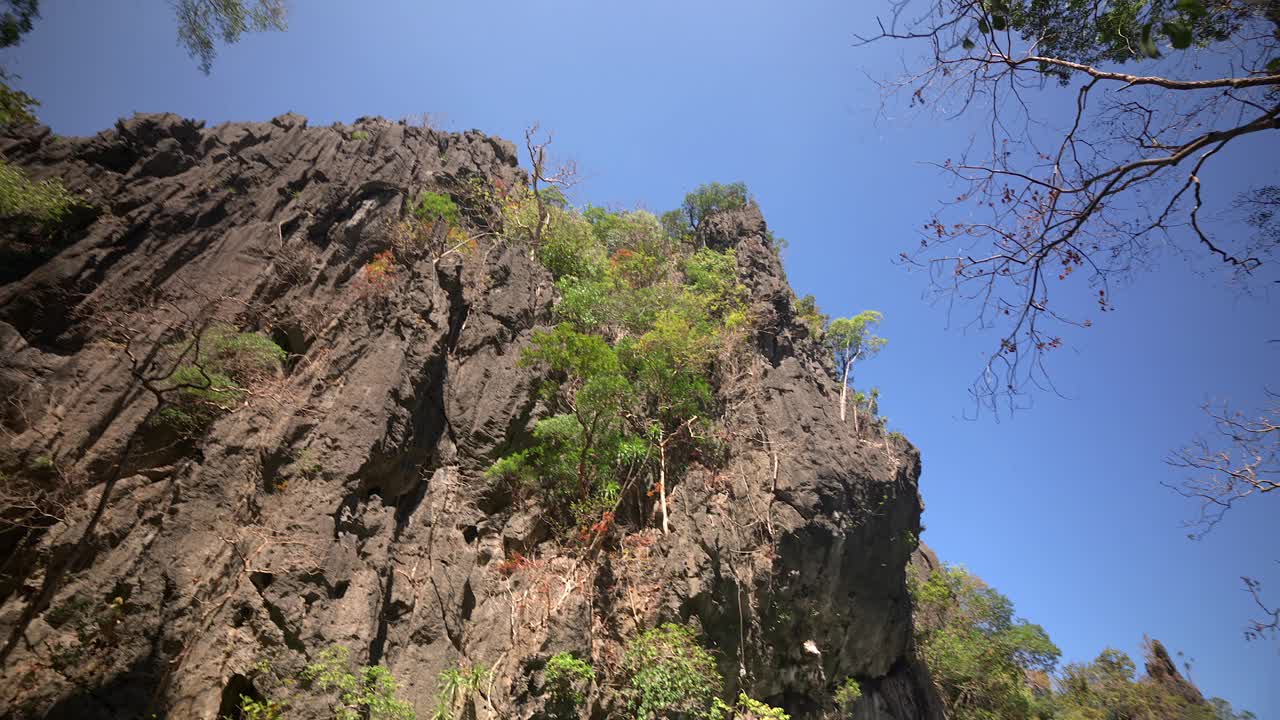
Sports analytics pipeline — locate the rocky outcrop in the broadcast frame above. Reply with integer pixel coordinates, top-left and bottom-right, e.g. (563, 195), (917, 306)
(1143, 639), (1205, 708)
(0, 114), (932, 719)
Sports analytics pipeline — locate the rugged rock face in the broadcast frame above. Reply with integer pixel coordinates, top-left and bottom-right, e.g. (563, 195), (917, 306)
(0, 114), (937, 719)
(1143, 639), (1206, 708)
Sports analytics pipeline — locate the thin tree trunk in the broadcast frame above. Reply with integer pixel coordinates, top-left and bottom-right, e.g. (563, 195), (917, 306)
(839, 358), (852, 422)
(658, 441), (670, 535)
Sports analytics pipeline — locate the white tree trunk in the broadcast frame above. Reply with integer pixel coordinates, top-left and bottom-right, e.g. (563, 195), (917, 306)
(658, 442), (670, 535)
(839, 357), (852, 422)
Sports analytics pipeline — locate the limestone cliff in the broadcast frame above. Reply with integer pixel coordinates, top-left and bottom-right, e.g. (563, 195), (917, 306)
(0, 114), (938, 720)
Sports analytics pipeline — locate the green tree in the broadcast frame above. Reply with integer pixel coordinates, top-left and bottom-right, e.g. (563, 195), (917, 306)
(488, 324), (637, 529)
(301, 645), (416, 720)
(681, 182), (749, 232)
(824, 311), (886, 431)
(911, 565), (1060, 720)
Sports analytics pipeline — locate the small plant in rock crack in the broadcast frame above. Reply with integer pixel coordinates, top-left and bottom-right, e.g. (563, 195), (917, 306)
(45, 595), (126, 673)
(543, 652), (595, 717)
(364, 249), (397, 288)
(301, 645), (416, 720)
(431, 664), (490, 720)
(495, 550), (541, 577)
(834, 677), (863, 710)
(390, 191), (472, 260)
(350, 130), (371, 141)
(291, 448), (324, 481)
(226, 695), (287, 720)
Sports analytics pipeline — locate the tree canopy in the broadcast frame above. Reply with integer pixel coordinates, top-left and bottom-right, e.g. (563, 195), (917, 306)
(912, 563), (1256, 719)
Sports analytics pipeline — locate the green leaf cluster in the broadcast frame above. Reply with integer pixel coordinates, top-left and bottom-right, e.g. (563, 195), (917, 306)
(710, 693), (791, 720)
(977, 0), (1248, 80)
(826, 311), (886, 372)
(301, 645), (416, 720)
(227, 695), (286, 720)
(794, 295), (828, 338)
(0, 77), (37, 126)
(615, 624), (793, 720)
(1049, 645), (1251, 719)
(174, 0), (288, 74)
(544, 652), (595, 716)
(414, 191), (460, 227)
(430, 664), (489, 720)
(834, 677), (863, 709)
(0, 159), (79, 231)
(621, 623), (723, 720)
(680, 181), (749, 231)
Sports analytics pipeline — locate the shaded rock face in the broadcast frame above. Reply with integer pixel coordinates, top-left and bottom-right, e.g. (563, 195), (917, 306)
(0, 114), (932, 719)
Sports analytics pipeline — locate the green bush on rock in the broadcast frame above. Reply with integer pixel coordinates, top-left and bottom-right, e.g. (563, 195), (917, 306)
(152, 324), (286, 437)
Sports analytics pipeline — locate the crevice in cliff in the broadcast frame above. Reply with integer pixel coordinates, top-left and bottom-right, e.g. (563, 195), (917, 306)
(218, 673), (265, 720)
(248, 572), (305, 653)
(368, 567), (395, 666)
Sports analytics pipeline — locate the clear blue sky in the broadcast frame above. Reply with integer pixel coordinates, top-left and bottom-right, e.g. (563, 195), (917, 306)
(5, 0), (1277, 714)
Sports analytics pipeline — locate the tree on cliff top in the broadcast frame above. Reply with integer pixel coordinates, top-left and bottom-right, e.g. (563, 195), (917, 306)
(825, 310), (887, 431)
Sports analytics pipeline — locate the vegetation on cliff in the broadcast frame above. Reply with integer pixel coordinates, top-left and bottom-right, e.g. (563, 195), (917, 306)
(910, 563), (1255, 720)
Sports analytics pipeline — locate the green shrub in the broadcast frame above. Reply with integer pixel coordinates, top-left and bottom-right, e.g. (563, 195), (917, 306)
(660, 209), (692, 241)
(834, 677), (862, 709)
(301, 645), (415, 720)
(0, 159), (79, 230)
(153, 325), (285, 437)
(350, 130), (371, 141)
(794, 295), (827, 338)
(712, 693), (790, 720)
(199, 324), (288, 380)
(226, 695), (286, 720)
(28, 454), (56, 474)
(621, 623), (723, 720)
(537, 185), (569, 209)
(430, 664), (489, 720)
(544, 652), (595, 716)
(491, 199), (748, 537)
(414, 191), (460, 226)
(538, 209), (606, 281)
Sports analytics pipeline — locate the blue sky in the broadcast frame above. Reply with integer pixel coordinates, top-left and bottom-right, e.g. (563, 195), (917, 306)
(5, 0), (1278, 714)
